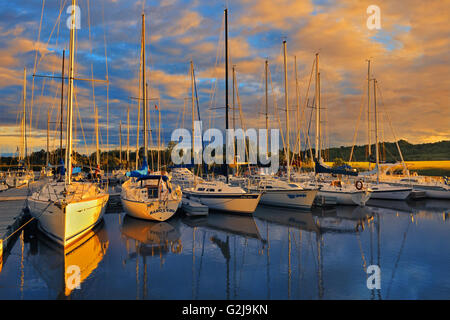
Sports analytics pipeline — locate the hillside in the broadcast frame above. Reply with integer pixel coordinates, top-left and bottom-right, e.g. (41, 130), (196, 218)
(324, 140), (450, 162)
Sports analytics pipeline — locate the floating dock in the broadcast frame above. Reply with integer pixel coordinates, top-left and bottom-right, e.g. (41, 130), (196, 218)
(0, 181), (42, 263)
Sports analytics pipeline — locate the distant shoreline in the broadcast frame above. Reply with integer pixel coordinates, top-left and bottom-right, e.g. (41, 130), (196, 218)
(325, 161), (450, 177)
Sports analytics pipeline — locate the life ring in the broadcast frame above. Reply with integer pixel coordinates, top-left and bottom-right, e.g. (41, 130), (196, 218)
(355, 180), (363, 190)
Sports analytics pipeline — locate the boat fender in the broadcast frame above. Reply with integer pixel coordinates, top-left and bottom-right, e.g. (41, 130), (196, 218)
(355, 180), (363, 190)
(174, 188), (182, 200)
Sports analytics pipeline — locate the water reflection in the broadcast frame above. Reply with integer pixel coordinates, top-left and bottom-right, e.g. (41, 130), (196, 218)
(254, 205), (374, 234)
(254, 205), (378, 299)
(183, 212), (265, 242)
(120, 215), (182, 299)
(182, 212), (267, 300)
(27, 221), (109, 298)
(0, 199), (448, 299)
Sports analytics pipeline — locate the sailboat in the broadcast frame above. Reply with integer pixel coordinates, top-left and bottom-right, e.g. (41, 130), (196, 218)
(182, 9), (261, 214)
(363, 76), (412, 200)
(28, 0), (109, 247)
(120, 13), (182, 222)
(308, 53), (371, 206)
(247, 42), (318, 209)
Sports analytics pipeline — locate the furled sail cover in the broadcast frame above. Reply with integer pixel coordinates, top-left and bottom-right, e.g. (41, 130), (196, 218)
(358, 167), (378, 176)
(126, 157), (149, 178)
(315, 160), (358, 176)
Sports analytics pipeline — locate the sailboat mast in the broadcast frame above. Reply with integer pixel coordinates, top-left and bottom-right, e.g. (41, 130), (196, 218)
(142, 13), (148, 162)
(367, 59), (371, 160)
(232, 65), (236, 133)
(318, 71), (321, 158)
(158, 100), (161, 172)
(60, 50), (65, 161)
(46, 110), (50, 165)
(283, 40), (290, 182)
(294, 56), (300, 165)
(224, 8), (229, 183)
(190, 60), (195, 168)
(119, 121), (122, 166)
(314, 53), (320, 161)
(22, 68), (27, 163)
(374, 79), (380, 183)
(65, 0), (76, 185)
(127, 105), (130, 168)
(95, 108), (100, 166)
(232, 65), (236, 170)
(265, 59), (269, 151)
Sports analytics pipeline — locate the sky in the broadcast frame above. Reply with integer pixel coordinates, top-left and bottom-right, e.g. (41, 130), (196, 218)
(0, 0), (448, 157)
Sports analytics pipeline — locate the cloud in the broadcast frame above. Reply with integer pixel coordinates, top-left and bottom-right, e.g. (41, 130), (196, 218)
(0, 0), (448, 156)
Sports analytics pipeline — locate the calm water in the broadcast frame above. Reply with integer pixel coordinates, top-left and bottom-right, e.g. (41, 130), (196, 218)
(0, 199), (449, 300)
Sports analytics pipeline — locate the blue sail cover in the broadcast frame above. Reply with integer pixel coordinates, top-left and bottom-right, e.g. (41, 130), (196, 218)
(72, 167), (82, 174)
(56, 159), (65, 175)
(315, 160), (358, 176)
(126, 157), (149, 178)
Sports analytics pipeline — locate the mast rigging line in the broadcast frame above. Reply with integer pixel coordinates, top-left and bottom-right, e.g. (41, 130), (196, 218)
(376, 82), (408, 174)
(292, 56), (316, 165)
(31, 0), (69, 146)
(348, 82), (368, 162)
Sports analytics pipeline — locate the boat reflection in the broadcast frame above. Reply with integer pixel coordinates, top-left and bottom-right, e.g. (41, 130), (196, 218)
(253, 205), (374, 235)
(182, 212), (265, 242)
(367, 198), (450, 215)
(121, 215), (182, 258)
(181, 212), (266, 299)
(254, 205), (376, 299)
(120, 215), (182, 299)
(27, 221), (109, 298)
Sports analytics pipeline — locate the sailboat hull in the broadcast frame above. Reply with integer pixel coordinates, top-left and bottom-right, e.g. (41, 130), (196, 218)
(184, 192), (261, 214)
(121, 197), (180, 221)
(258, 189), (318, 209)
(28, 194), (109, 247)
(368, 188), (411, 200)
(317, 190), (371, 206)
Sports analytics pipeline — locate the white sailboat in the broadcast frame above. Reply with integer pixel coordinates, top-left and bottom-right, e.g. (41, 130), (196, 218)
(249, 176), (318, 209)
(310, 54), (371, 206)
(182, 10), (261, 214)
(28, 0), (109, 247)
(247, 45), (318, 209)
(184, 180), (261, 214)
(385, 176), (450, 199)
(120, 13), (182, 222)
(364, 77), (412, 200)
(307, 178), (372, 206)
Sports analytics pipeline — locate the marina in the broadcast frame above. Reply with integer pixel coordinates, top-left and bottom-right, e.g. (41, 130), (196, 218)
(0, 0), (448, 303)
